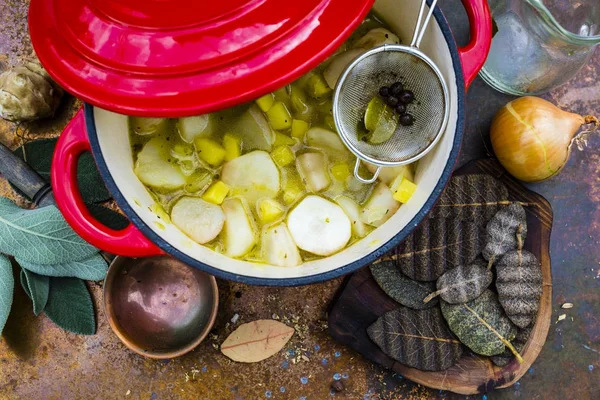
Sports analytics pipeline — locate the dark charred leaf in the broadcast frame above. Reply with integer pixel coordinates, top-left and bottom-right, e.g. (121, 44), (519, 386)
(483, 203), (527, 265)
(441, 290), (521, 360)
(429, 175), (509, 221)
(491, 325), (533, 367)
(496, 248), (542, 328)
(367, 307), (463, 371)
(370, 261), (438, 309)
(424, 258), (493, 304)
(390, 216), (486, 281)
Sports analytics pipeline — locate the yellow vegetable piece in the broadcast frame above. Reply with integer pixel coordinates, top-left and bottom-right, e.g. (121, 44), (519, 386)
(291, 87), (309, 114)
(392, 178), (417, 203)
(331, 162), (351, 181)
(258, 198), (285, 223)
(266, 101), (292, 130)
(271, 146), (295, 167)
(283, 171), (305, 205)
(307, 74), (332, 100)
(195, 138), (226, 166)
(291, 119), (309, 140)
(273, 131), (296, 146)
(223, 133), (242, 161)
(185, 171), (212, 193)
(202, 180), (230, 205)
(172, 141), (194, 157)
(256, 93), (275, 112)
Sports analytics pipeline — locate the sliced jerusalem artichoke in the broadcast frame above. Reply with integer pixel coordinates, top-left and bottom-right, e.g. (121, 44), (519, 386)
(353, 28), (400, 49)
(222, 198), (257, 258)
(131, 117), (169, 136)
(233, 104), (275, 152)
(360, 183), (400, 227)
(221, 151), (280, 206)
(287, 196), (351, 256)
(335, 195), (368, 238)
(263, 223), (302, 267)
(177, 115), (213, 142)
(296, 152), (331, 193)
(134, 137), (187, 191)
(306, 127), (352, 160)
(171, 197), (225, 244)
(323, 49), (365, 89)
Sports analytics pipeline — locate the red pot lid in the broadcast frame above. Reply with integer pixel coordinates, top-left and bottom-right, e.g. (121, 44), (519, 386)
(29, 0), (375, 117)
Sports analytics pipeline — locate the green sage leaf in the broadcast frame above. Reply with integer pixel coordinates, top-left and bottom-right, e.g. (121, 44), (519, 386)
(86, 204), (129, 231)
(424, 258), (493, 304)
(44, 277), (95, 335)
(483, 203), (527, 265)
(0, 254), (14, 335)
(0, 198), (98, 265)
(19, 268), (49, 316)
(13, 138), (111, 203)
(441, 290), (518, 358)
(17, 253), (108, 281)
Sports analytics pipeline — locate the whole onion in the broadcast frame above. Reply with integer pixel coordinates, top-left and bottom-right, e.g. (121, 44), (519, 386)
(490, 96), (599, 182)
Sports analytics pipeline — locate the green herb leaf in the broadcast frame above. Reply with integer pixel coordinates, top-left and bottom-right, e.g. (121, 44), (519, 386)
(0, 198), (98, 265)
(14, 138), (111, 203)
(0, 254), (14, 335)
(441, 290), (520, 360)
(367, 307), (463, 371)
(86, 204), (129, 231)
(17, 253), (108, 281)
(370, 260), (438, 309)
(44, 277), (95, 335)
(19, 268), (49, 315)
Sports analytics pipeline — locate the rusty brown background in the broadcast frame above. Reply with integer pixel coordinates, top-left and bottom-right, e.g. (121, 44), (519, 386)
(0, 1), (598, 399)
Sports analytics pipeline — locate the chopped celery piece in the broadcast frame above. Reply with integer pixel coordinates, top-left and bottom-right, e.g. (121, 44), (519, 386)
(256, 93), (275, 112)
(185, 171), (212, 193)
(273, 132), (296, 147)
(134, 137), (186, 191)
(392, 177), (417, 203)
(306, 74), (332, 100)
(223, 133), (242, 161)
(233, 105), (275, 152)
(130, 117), (169, 136)
(258, 198), (285, 223)
(195, 138), (226, 166)
(202, 180), (230, 205)
(291, 119), (309, 140)
(177, 115), (213, 143)
(331, 162), (351, 181)
(271, 146), (295, 167)
(266, 101), (292, 130)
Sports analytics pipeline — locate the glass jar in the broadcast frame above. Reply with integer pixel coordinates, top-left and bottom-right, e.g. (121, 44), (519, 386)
(480, 0), (600, 95)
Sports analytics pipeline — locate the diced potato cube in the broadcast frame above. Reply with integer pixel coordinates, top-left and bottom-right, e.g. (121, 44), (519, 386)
(392, 177), (417, 203)
(266, 101), (292, 130)
(256, 93), (275, 112)
(271, 146), (295, 167)
(185, 171), (212, 193)
(273, 132), (296, 147)
(331, 162), (351, 181)
(258, 198), (285, 223)
(202, 180), (230, 205)
(223, 133), (242, 161)
(291, 119), (309, 140)
(195, 138), (226, 166)
(306, 74), (332, 100)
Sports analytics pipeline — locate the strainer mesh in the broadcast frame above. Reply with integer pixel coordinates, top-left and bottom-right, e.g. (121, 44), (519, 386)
(335, 49), (447, 164)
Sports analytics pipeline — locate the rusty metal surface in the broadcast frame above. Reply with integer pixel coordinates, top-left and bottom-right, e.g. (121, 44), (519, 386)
(0, 0), (598, 399)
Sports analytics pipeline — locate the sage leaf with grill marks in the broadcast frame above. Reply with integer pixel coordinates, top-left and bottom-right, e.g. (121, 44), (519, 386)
(496, 231), (542, 328)
(483, 203), (527, 266)
(429, 175), (510, 221)
(390, 217), (486, 281)
(367, 307), (463, 371)
(423, 258), (493, 304)
(370, 261), (438, 309)
(441, 290), (522, 362)
(491, 325), (533, 367)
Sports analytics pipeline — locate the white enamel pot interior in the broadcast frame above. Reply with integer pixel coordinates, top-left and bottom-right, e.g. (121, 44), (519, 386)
(66, 0), (480, 285)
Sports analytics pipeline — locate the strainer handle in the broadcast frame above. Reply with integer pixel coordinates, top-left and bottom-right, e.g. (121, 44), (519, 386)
(353, 159), (380, 184)
(410, 0), (439, 48)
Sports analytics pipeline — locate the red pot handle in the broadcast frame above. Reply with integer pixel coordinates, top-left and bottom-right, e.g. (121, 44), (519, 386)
(458, 0), (493, 89)
(51, 109), (163, 257)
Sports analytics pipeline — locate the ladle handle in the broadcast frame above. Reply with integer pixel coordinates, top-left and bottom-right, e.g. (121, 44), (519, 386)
(51, 109), (163, 258)
(353, 158), (380, 184)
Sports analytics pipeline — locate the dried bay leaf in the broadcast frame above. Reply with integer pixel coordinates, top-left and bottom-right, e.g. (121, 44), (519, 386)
(370, 261), (438, 309)
(441, 290), (522, 362)
(221, 320), (294, 363)
(491, 325), (533, 367)
(429, 175), (510, 221)
(483, 203), (527, 266)
(367, 307), (463, 371)
(423, 258), (493, 304)
(496, 231), (542, 328)
(389, 217), (486, 281)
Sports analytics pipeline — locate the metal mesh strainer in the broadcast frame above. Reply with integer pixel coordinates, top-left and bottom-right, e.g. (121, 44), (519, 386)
(333, 0), (450, 183)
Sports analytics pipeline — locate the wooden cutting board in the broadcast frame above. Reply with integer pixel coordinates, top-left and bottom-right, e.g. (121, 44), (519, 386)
(328, 159), (553, 395)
